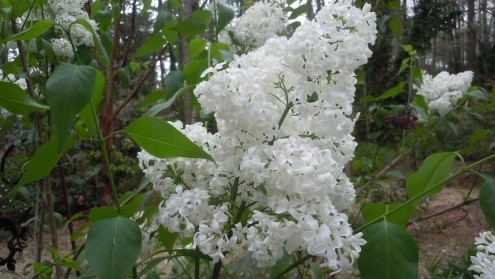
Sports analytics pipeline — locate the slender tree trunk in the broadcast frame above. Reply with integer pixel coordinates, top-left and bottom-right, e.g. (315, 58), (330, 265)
(179, 0), (195, 124)
(466, 0), (477, 71)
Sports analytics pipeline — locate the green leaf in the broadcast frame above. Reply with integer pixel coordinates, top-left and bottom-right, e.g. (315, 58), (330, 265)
(159, 226), (178, 250)
(86, 217), (142, 279)
(162, 19), (178, 45)
(138, 257), (170, 278)
(362, 203), (412, 227)
(78, 75), (104, 136)
(375, 82), (405, 101)
(46, 63), (105, 151)
(172, 10), (213, 37)
(216, 3), (235, 34)
(89, 206), (118, 223)
(188, 39), (207, 58)
(402, 44), (417, 56)
(153, 11), (173, 33)
(411, 95), (429, 122)
(74, 18), (110, 67)
(33, 262), (53, 279)
(164, 70), (185, 97)
(8, 137), (73, 198)
(139, 90), (166, 108)
(125, 117), (213, 161)
(387, 0), (400, 9)
(2, 20), (54, 43)
(174, 249), (211, 261)
(210, 42), (230, 62)
(132, 34), (167, 58)
(142, 0), (152, 13)
(388, 17), (403, 37)
(169, 0), (182, 10)
(479, 177), (495, 230)
(184, 58), (208, 85)
(289, 4), (309, 20)
(3, 0), (33, 17)
(466, 88), (487, 100)
(268, 252), (295, 279)
(0, 81), (49, 114)
(396, 57), (410, 76)
(358, 221), (419, 279)
(143, 85), (192, 117)
(406, 152), (456, 208)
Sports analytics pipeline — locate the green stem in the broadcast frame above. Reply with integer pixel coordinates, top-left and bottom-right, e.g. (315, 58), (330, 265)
(273, 254), (312, 279)
(229, 177), (240, 204)
(355, 153), (495, 232)
(278, 102), (293, 129)
(90, 100), (121, 214)
(195, 246), (200, 279)
(132, 266), (138, 279)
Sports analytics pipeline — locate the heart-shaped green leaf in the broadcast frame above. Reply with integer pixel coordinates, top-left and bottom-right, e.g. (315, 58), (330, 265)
(86, 216), (142, 279)
(358, 221), (419, 279)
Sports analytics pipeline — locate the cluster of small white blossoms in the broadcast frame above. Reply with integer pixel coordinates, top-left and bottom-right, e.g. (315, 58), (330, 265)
(469, 231), (495, 279)
(23, 0), (96, 60)
(219, 0), (287, 52)
(138, 0), (376, 272)
(416, 71), (473, 117)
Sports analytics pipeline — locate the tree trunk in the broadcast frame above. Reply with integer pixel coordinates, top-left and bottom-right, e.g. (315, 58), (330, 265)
(179, 0), (195, 124)
(466, 0), (477, 71)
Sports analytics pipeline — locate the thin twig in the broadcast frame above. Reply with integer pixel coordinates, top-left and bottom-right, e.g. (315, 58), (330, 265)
(121, 0), (138, 67)
(111, 45), (169, 121)
(407, 198), (479, 225)
(357, 148), (411, 194)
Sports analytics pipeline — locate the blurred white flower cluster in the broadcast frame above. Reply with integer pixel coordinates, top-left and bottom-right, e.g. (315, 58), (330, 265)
(219, 1), (287, 52)
(138, 0), (376, 272)
(24, 0), (97, 60)
(416, 71), (473, 117)
(470, 231), (495, 279)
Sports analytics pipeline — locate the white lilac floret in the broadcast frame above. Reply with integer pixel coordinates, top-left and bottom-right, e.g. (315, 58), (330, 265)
(138, 0), (376, 273)
(416, 71), (473, 117)
(20, 0), (97, 60)
(219, 0), (287, 52)
(469, 231), (495, 279)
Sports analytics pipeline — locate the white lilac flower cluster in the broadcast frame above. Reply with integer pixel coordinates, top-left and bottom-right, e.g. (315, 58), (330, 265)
(23, 0), (96, 60)
(469, 231), (495, 279)
(416, 71), (473, 117)
(138, 0), (376, 273)
(219, 1), (287, 52)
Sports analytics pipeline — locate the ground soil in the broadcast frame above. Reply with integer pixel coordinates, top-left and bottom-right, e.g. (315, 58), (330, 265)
(409, 177), (490, 278)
